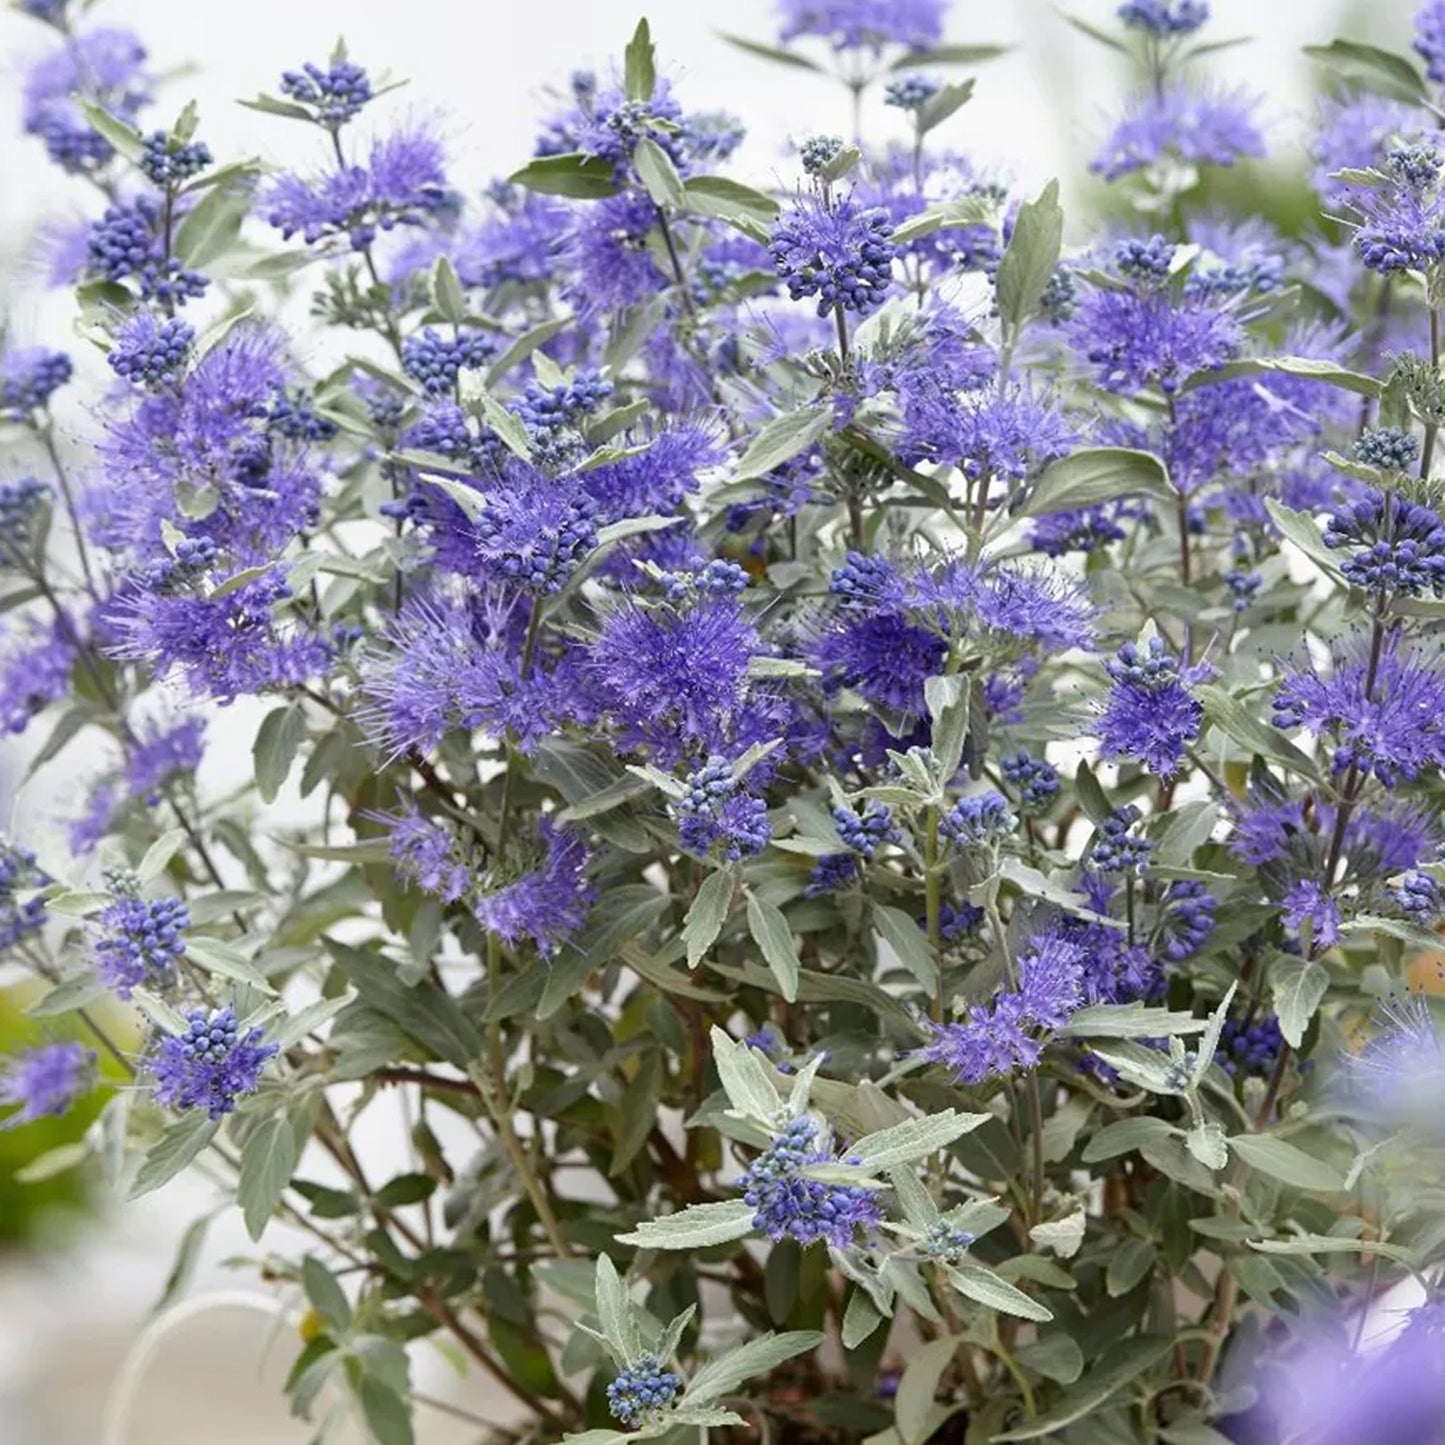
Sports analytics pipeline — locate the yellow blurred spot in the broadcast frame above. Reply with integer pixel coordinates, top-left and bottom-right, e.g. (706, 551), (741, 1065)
(298, 1307), (324, 1343)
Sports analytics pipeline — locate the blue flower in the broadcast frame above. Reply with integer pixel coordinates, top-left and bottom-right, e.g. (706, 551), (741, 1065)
(1089, 806), (1154, 874)
(769, 193), (896, 318)
(22, 27), (150, 174)
(1117, 0), (1209, 36)
(739, 1115), (883, 1247)
(473, 819), (593, 956)
(139, 131), (212, 186)
(776, 0), (946, 53)
(1092, 82), (1264, 182)
(1098, 637), (1209, 777)
(831, 799), (901, 857)
(1002, 751), (1060, 813)
(152, 1006), (276, 1119)
(806, 852), (859, 896)
(279, 59), (373, 127)
(1417, 0), (1445, 85)
(673, 756), (772, 860)
(0, 841), (48, 954)
(0, 347), (72, 420)
(1324, 488), (1445, 597)
(401, 328), (496, 396)
(0, 1043), (94, 1126)
(264, 123), (451, 250)
(884, 74), (942, 111)
(1273, 637), (1445, 787)
(1348, 146), (1445, 275)
(941, 791), (1017, 847)
(607, 1357), (682, 1429)
(95, 878), (189, 999)
(1216, 1014), (1283, 1078)
(381, 804), (472, 904)
(921, 932), (1086, 1083)
(108, 314), (195, 388)
(1159, 880), (1216, 960)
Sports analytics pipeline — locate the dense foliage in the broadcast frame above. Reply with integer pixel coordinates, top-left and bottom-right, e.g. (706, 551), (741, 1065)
(6, 0), (1445, 1441)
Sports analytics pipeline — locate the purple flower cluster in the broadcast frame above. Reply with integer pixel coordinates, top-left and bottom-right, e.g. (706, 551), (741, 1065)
(473, 819), (594, 955)
(1098, 637), (1208, 778)
(739, 1115), (883, 1247)
(94, 883), (189, 998)
(922, 932), (1086, 1084)
(0, 1043), (94, 1126)
(151, 1006), (276, 1118)
(769, 194), (897, 318)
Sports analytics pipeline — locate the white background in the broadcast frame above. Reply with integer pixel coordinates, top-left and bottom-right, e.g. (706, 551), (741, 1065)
(0, 0), (1421, 1441)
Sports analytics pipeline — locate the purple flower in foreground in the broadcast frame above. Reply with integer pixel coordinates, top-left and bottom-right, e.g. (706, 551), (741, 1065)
(769, 194), (896, 318)
(1273, 637), (1445, 787)
(1281, 879), (1342, 949)
(1243, 1299), (1445, 1445)
(0, 1042), (94, 1125)
(152, 1006), (276, 1118)
(1099, 637), (1209, 778)
(921, 932), (1086, 1083)
(740, 1115), (883, 1247)
(473, 819), (593, 956)
(382, 804), (472, 904)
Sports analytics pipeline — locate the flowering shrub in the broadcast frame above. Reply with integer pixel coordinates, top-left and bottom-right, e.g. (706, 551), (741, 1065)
(7, 0), (1445, 1440)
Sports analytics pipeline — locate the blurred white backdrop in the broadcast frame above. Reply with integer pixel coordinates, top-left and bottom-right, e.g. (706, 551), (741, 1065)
(0, 0), (1424, 1441)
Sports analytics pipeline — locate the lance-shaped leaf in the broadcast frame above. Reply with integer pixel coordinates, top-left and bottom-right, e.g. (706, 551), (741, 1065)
(616, 1199), (756, 1249)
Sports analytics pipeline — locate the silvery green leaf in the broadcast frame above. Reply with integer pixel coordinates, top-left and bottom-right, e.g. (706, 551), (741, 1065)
(746, 892), (801, 1002)
(850, 1110), (990, 1171)
(617, 1199), (756, 1250)
(595, 1255), (640, 1363)
(787, 1052), (824, 1115)
(994, 179), (1063, 339)
(1271, 956), (1330, 1048)
(734, 405), (832, 481)
(1023, 447), (1174, 517)
(137, 827), (188, 885)
(1015, 1334), (1084, 1386)
(842, 1289), (884, 1347)
(946, 1263), (1052, 1321)
(894, 1336), (959, 1445)
(28, 970), (107, 1018)
(1227, 1134), (1346, 1193)
(239, 1114), (298, 1241)
(185, 935), (275, 993)
(683, 868), (734, 969)
(624, 17), (657, 100)
(655, 1305), (696, 1364)
(431, 255), (466, 324)
(1082, 1116), (1177, 1163)
(1086, 1042), (1188, 1094)
(16, 1141), (89, 1183)
(993, 1337), (1173, 1440)
(253, 703), (305, 805)
(1185, 1122), (1229, 1171)
(924, 672), (969, 782)
(1303, 38), (1429, 103)
(1190, 984), (1237, 1090)
(1063, 1004), (1210, 1039)
(510, 152), (620, 198)
(1249, 1234), (1419, 1266)
(419, 473), (487, 521)
(873, 904), (937, 993)
(682, 175), (780, 226)
(1030, 1209), (1086, 1259)
(889, 1165), (939, 1228)
(633, 137), (686, 211)
(917, 79), (975, 137)
(682, 1330), (823, 1406)
(1106, 1238), (1157, 1297)
(709, 1026), (781, 1123)
(130, 1113), (219, 1199)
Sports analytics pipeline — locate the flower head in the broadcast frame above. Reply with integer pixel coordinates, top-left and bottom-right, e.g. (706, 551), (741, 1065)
(279, 58), (373, 126)
(740, 1115), (883, 1247)
(1093, 82), (1264, 182)
(0, 347), (72, 420)
(1098, 637), (1209, 777)
(472, 819), (593, 956)
(776, 0), (946, 52)
(607, 1358), (682, 1429)
(769, 193), (896, 318)
(0, 1042), (94, 1126)
(152, 1006), (276, 1118)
